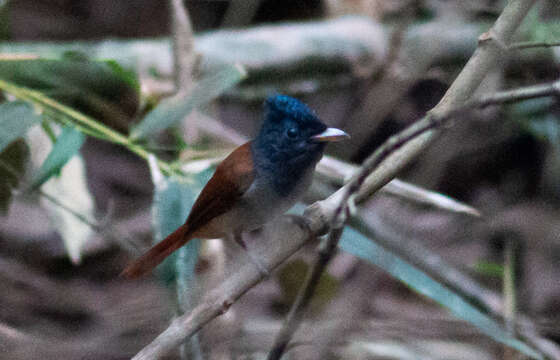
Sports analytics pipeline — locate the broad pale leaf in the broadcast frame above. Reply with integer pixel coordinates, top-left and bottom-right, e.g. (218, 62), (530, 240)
(0, 101), (41, 152)
(131, 63), (246, 139)
(27, 125), (95, 264)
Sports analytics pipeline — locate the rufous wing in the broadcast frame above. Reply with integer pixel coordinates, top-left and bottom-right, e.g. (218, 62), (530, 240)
(121, 142), (255, 278)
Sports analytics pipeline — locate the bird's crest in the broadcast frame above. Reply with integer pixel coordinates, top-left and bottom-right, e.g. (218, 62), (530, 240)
(264, 94), (318, 124)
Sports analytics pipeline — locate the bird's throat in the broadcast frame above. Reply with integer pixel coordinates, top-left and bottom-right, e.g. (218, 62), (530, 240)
(251, 141), (323, 197)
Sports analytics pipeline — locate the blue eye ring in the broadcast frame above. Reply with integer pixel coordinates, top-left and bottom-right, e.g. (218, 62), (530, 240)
(286, 128), (298, 138)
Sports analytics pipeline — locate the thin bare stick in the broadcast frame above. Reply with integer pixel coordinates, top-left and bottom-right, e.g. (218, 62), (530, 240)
(317, 157), (481, 217)
(170, 0), (197, 94)
(510, 41), (560, 50)
(444, 79), (560, 116)
(345, 77), (560, 200)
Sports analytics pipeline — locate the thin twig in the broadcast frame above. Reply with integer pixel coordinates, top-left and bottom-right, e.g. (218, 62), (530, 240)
(510, 41), (560, 50)
(170, 0), (197, 95)
(316, 156), (482, 217)
(444, 79), (560, 117)
(37, 189), (99, 230)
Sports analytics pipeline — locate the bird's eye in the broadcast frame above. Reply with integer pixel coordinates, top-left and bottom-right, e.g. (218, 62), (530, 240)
(286, 128), (298, 139)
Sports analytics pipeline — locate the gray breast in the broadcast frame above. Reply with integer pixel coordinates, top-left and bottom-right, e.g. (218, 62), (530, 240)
(239, 163), (315, 230)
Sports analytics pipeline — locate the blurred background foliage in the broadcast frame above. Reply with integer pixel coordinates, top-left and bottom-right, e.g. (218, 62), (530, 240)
(0, 0), (559, 359)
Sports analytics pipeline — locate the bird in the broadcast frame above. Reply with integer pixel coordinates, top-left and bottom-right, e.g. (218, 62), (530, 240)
(121, 94), (349, 278)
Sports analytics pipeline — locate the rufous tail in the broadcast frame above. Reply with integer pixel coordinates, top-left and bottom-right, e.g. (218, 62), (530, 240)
(120, 225), (192, 279)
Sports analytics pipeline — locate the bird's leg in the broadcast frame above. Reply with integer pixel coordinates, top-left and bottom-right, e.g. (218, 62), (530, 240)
(233, 232), (270, 277)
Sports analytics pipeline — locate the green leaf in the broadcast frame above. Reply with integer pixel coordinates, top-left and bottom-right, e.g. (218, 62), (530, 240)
(0, 139), (28, 214)
(149, 157), (213, 287)
(0, 58), (140, 133)
(30, 126), (85, 189)
(339, 228), (542, 359)
(104, 59), (141, 92)
(0, 101), (42, 152)
(130, 63), (246, 140)
(149, 163), (211, 360)
(152, 175), (200, 286)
